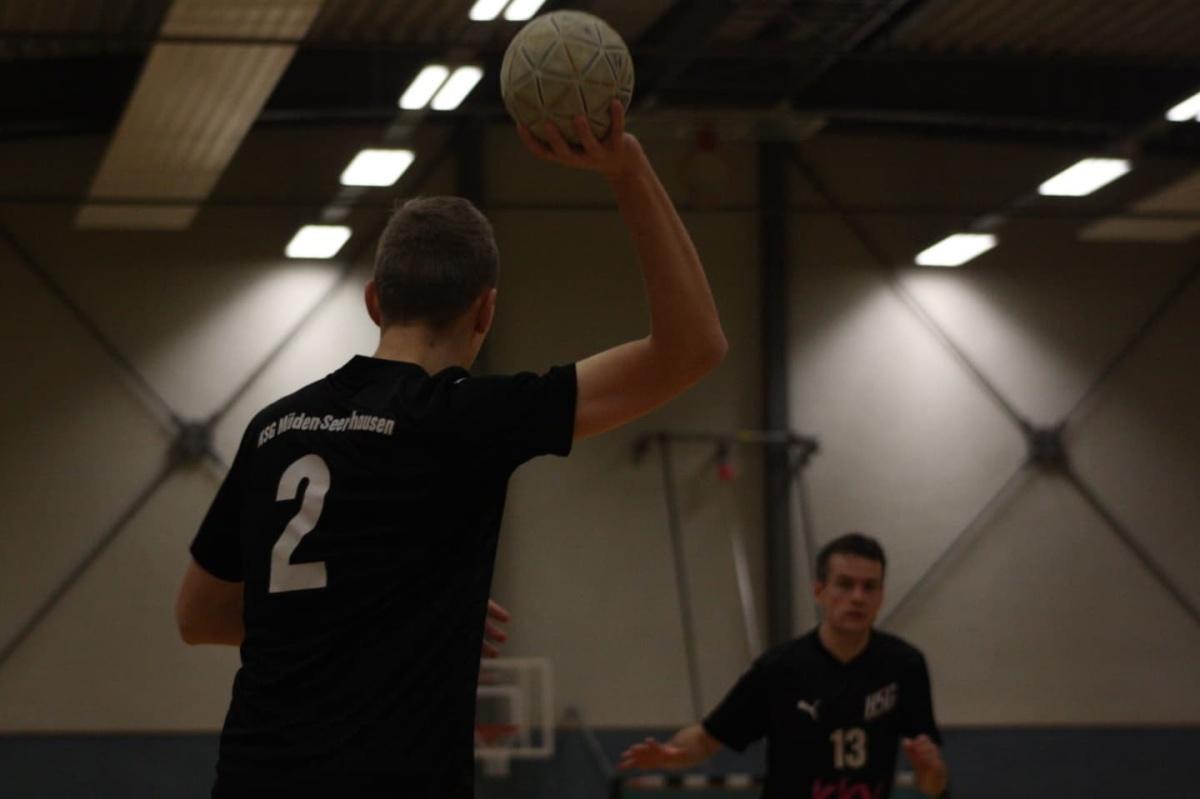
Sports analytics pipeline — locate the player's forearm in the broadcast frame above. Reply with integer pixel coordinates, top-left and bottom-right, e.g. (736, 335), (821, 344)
(608, 147), (726, 377)
(917, 764), (949, 797)
(665, 724), (722, 769)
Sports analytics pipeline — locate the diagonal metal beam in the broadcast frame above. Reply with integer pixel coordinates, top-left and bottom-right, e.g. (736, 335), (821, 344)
(1063, 468), (1200, 629)
(1062, 260), (1200, 426)
(0, 220), (181, 432)
(0, 459), (179, 672)
(787, 147), (1029, 430)
(881, 462), (1033, 628)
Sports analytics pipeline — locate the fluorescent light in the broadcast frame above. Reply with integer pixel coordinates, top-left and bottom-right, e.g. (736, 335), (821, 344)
(468, 0), (509, 20)
(1038, 157), (1131, 197)
(1165, 90), (1200, 122)
(340, 149), (415, 187)
(915, 233), (997, 267)
(399, 65), (449, 110)
(503, 0), (547, 21)
(286, 225), (351, 259)
(431, 66), (484, 111)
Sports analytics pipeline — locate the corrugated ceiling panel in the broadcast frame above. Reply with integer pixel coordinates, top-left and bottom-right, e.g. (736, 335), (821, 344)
(0, 0), (167, 59)
(76, 0), (324, 229)
(1078, 218), (1200, 243)
(0, 0), (166, 34)
(1134, 170), (1200, 213)
(887, 0), (1200, 61)
(589, 0), (678, 42)
(84, 43), (297, 202)
(162, 0), (321, 39)
(76, 204), (198, 230)
(309, 0), (468, 43)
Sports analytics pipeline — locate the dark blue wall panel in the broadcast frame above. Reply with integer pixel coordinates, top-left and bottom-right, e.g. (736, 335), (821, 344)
(2, 728), (1196, 798)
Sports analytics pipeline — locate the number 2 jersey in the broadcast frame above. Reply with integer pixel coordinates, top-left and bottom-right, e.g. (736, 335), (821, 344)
(189, 356), (577, 797)
(703, 629), (942, 799)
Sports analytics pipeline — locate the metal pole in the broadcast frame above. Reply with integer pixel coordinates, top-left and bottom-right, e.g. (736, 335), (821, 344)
(759, 141), (795, 644)
(716, 449), (764, 659)
(657, 436), (705, 719)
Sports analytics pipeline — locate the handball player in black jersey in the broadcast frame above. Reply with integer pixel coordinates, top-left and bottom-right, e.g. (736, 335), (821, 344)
(174, 102), (726, 798)
(620, 534), (949, 799)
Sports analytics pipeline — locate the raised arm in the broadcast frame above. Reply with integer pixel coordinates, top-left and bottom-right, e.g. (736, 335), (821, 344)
(618, 723), (723, 771)
(518, 102), (727, 440)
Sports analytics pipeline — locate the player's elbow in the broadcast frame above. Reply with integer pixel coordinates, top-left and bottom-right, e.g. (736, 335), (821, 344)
(175, 604), (204, 645)
(175, 592), (211, 645)
(681, 328), (728, 381)
(177, 615), (203, 645)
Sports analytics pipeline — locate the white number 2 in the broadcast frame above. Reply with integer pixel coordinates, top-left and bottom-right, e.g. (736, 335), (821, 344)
(830, 727), (867, 769)
(269, 454), (330, 594)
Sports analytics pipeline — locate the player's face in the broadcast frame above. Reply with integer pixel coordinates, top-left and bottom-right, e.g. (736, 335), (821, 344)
(815, 554), (884, 634)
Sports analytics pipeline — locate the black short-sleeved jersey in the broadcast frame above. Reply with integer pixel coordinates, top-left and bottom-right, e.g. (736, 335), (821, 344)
(703, 629), (941, 799)
(190, 356), (577, 798)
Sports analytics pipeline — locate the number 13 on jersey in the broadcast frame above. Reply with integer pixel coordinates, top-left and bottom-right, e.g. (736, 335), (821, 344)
(830, 727), (867, 769)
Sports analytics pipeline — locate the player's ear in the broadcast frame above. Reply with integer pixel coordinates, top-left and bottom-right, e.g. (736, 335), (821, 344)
(365, 281), (383, 327)
(474, 288), (497, 335)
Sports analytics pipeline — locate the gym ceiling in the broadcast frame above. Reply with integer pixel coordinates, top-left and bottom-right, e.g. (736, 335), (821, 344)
(2, 0), (1199, 242)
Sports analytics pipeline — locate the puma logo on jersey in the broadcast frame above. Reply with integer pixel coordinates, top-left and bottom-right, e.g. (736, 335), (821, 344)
(797, 699), (821, 720)
(863, 682), (897, 721)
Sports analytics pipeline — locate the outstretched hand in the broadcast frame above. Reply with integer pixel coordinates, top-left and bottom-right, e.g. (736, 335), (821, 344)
(517, 100), (642, 182)
(482, 599), (510, 659)
(618, 737), (690, 771)
(901, 735), (947, 797)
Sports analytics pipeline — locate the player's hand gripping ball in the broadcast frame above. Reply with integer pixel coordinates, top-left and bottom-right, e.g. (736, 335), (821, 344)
(500, 10), (634, 146)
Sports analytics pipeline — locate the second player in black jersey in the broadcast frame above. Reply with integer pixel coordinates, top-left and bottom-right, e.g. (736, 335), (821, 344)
(176, 102), (728, 797)
(621, 534), (949, 799)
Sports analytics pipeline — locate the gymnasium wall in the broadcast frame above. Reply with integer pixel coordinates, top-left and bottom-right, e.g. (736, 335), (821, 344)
(0, 125), (767, 731)
(1, 120), (1197, 751)
(781, 133), (1200, 725)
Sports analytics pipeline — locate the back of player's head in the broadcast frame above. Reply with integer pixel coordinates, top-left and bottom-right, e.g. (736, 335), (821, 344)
(816, 532), (886, 583)
(373, 196), (499, 329)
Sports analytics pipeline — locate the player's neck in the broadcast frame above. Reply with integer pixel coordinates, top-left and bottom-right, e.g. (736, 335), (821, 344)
(817, 622), (871, 663)
(373, 323), (476, 374)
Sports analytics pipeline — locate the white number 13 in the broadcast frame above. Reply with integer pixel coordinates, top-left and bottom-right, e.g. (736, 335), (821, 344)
(830, 727), (867, 769)
(269, 454), (330, 593)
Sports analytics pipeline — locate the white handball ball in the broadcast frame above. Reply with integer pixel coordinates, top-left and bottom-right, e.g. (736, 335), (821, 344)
(500, 10), (634, 146)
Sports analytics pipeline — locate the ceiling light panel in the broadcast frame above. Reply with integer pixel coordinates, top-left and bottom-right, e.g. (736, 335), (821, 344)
(468, 0), (510, 21)
(340, 149), (415, 187)
(431, 66), (484, 111)
(915, 233), (998, 267)
(286, 225), (352, 259)
(400, 65), (450, 110)
(1038, 158), (1131, 197)
(504, 0), (547, 21)
(1165, 91), (1200, 122)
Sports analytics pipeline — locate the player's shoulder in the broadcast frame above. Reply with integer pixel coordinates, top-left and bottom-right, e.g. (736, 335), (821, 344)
(443, 363), (577, 410)
(754, 632), (818, 672)
(869, 629), (927, 665)
(247, 378), (327, 428)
